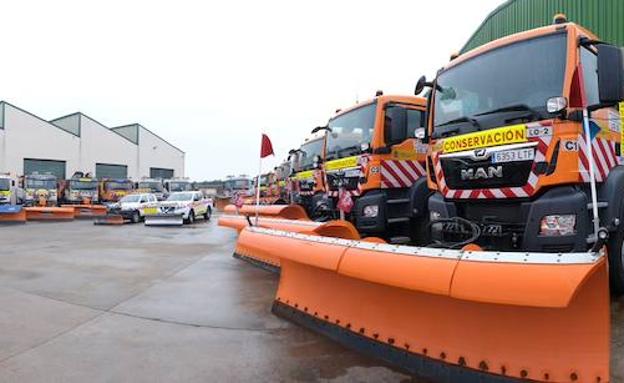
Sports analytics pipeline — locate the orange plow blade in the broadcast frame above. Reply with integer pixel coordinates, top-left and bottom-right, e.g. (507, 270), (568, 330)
(0, 205), (27, 224)
(24, 207), (75, 221)
(93, 214), (125, 225)
(62, 204), (107, 219)
(239, 227), (610, 382)
(226, 219), (360, 273)
(223, 204), (309, 220)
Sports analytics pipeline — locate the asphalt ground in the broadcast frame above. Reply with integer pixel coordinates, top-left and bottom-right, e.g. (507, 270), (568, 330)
(0, 218), (621, 382)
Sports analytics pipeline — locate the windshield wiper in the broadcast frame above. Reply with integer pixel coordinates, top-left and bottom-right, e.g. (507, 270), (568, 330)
(474, 104), (539, 119)
(436, 116), (481, 129)
(432, 117), (481, 139)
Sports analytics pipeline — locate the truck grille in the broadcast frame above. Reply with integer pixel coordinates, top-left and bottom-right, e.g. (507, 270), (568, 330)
(326, 173), (359, 191)
(440, 156), (533, 190)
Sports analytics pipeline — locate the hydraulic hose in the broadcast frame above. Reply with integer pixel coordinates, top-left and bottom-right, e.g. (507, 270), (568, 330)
(428, 216), (481, 249)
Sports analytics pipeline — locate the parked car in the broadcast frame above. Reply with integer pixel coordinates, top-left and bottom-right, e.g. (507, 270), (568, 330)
(108, 193), (158, 223)
(155, 191), (212, 224)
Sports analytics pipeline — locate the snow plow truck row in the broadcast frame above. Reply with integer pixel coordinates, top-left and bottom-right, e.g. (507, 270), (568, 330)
(220, 16), (624, 382)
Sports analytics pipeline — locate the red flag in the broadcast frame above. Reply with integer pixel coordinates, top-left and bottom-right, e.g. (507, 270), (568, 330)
(260, 134), (274, 158)
(337, 188), (353, 214)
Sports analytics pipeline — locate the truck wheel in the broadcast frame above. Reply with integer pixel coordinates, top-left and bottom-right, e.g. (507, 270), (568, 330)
(608, 227), (624, 296)
(203, 207), (211, 221)
(131, 211), (140, 224)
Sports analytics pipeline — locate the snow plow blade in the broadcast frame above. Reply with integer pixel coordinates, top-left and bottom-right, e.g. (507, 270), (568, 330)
(62, 204), (107, 219)
(93, 214), (125, 225)
(238, 227), (610, 383)
(225, 218), (360, 273)
(0, 205), (26, 224)
(24, 207), (75, 221)
(223, 204), (309, 220)
(218, 215), (358, 237)
(144, 214), (184, 226)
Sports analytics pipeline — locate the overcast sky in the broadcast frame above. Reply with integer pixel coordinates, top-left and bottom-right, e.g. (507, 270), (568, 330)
(1, 0), (503, 180)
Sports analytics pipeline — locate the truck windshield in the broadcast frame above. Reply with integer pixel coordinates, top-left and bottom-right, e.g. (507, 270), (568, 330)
(169, 182), (191, 192)
(26, 179), (56, 189)
(107, 182), (132, 190)
(70, 180), (97, 190)
(299, 139), (324, 170)
(139, 182), (164, 192)
(433, 32), (567, 134)
(0, 179), (10, 191)
(327, 102), (376, 160)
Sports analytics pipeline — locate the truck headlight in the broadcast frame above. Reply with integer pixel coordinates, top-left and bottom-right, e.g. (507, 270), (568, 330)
(362, 205), (379, 218)
(430, 211), (442, 221)
(540, 214), (576, 236)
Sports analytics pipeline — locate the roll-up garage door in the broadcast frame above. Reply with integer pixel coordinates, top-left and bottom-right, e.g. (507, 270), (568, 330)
(23, 159), (66, 180)
(96, 163), (128, 179)
(150, 167), (174, 179)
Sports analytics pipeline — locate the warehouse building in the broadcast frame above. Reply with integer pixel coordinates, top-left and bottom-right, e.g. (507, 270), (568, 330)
(462, 0), (623, 53)
(0, 101), (185, 180)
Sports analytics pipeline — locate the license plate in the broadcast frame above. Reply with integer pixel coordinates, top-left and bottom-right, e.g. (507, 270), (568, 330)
(492, 148), (534, 164)
(482, 224), (503, 235)
(143, 207), (158, 215)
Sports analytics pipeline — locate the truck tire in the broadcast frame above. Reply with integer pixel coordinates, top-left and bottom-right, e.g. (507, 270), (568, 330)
(203, 207), (211, 221)
(607, 226), (624, 296)
(131, 210), (140, 224)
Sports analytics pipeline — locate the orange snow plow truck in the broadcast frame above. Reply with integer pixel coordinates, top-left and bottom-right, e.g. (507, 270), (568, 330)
(237, 17), (621, 382)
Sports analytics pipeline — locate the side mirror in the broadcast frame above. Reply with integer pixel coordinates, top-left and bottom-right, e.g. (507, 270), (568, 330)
(313, 155), (322, 168)
(414, 75), (427, 95)
(597, 45), (624, 105)
(414, 128), (426, 140)
(384, 106), (408, 145)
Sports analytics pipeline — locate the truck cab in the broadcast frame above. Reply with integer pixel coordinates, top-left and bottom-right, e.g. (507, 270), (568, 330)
(22, 173), (59, 206)
(138, 178), (166, 200)
(164, 178), (193, 195)
(99, 178), (134, 203)
(419, 17), (624, 293)
(319, 94), (428, 242)
(0, 174), (24, 205)
(290, 135), (327, 216)
(223, 175), (254, 199)
(62, 174), (99, 204)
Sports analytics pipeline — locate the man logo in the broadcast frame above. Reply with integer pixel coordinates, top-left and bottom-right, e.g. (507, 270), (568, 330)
(461, 166), (503, 181)
(474, 149), (487, 158)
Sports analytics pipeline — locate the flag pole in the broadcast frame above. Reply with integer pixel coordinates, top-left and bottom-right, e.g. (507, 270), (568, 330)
(255, 137), (262, 226)
(583, 107), (600, 236)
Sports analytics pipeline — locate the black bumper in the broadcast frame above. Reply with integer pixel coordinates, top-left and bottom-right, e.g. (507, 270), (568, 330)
(428, 186), (591, 252)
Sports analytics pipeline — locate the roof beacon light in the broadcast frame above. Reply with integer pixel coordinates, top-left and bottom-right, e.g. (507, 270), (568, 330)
(553, 13), (567, 25)
(375, 90), (383, 96)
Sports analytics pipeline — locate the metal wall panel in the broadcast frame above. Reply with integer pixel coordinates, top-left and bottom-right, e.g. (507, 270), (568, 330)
(149, 167), (174, 179)
(462, 0), (624, 53)
(96, 163), (128, 179)
(24, 159), (66, 179)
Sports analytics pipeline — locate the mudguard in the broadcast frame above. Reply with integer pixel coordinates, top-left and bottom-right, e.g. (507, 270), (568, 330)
(598, 165), (624, 228)
(241, 227), (610, 383)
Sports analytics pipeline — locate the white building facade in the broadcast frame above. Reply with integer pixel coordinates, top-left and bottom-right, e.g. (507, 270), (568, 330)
(0, 101), (185, 180)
